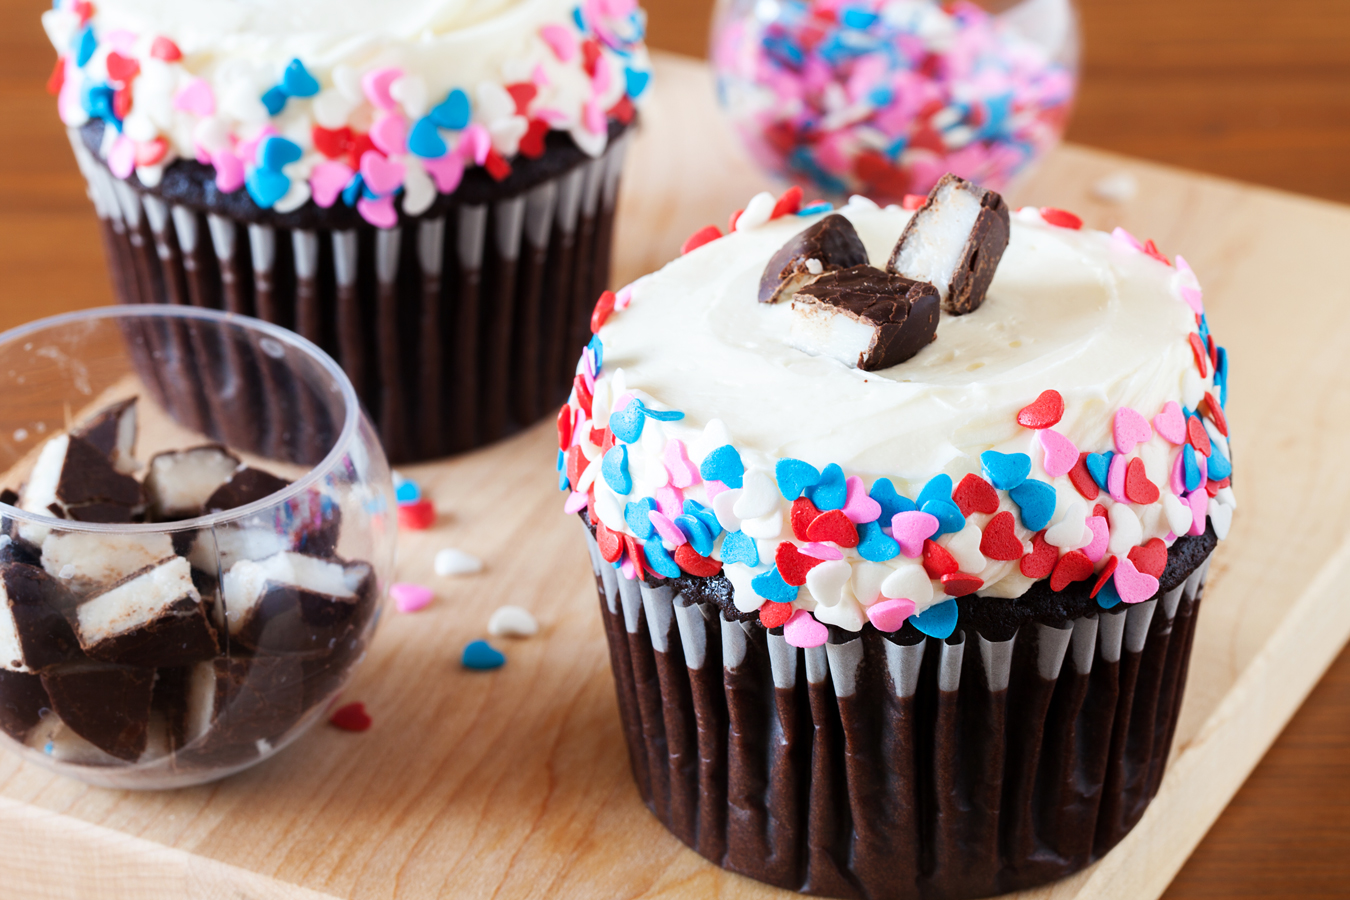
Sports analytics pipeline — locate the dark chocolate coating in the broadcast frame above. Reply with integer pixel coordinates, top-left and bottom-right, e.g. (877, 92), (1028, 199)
(72, 397), (137, 463)
(233, 562), (375, 656)
(56, 435), (144, 516)
(759, 215), (871, 304)
(0, 489), (17, 506)
(80, 596), (221, 669)
(887, 173), (1011, 316)
(0, 669), (51, 742)
(0, 535), (42, 569)
(40, 663), (155, 761)
(794, 265), (940, 370)
(176, 656), (307, 770)
(205, 467), (292, 513)
(0, 563), (83, 671)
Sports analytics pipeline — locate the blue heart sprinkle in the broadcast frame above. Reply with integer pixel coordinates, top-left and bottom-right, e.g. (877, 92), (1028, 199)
(981, 451), (1031, 491)
(261, 85), (288, 116)
(644, 540), (681, 579)
(407, 116), (448, 159)
(558, 470), (569, 492)
(922, 498), (965, 537)
(916, 473), (953, 509)
(572, 5), (587, 31)
(258, 135), (303, 171)
(395, 480), (420, 504)
(1009, 478), (1056, 532)
(1207, 444), (1232, 481)
(775, 458), (820, 500)
(842, 7), (880, 28)
(625, 498), (658, 539)
(74, 26), (97, 67)
(1216, 347), (1228, 406)
(810, 463), (847, 511)
(245, 167), (291, 209)
(751, 566), (798, 603)
(1085, 452), (1113, 491)
(683, 499), (722, 539)
(720, 530), (759, 567)
(1182, 444), (1202, 492)
(642, 407), (684, 422)
(429, 88), (472, 130)
(280, 58), (320, 98)
(341, 173), (364, 207)
(462, 639), (505, 670)
(909, 600), (958, 639)
(797, 201), (834, 216)
(675, 514), (714, 556)
(868, 478), (915, 521)
(1198, 313), (1210, 344)
(601, 445), (632, 495)
(556, 450), (565, 472)
(625, 67), (650, 99)
(587, 335), (604, 373)
(1096, 580), (1122, 610)
(83, 83), (115, 122)
(856, 520), (900, 562)
(700, 445), (745, 489)
(608, 400), (645, 443)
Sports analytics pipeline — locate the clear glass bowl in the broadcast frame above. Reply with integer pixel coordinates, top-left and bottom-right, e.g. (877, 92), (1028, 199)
(712, 0), (1079, 202)
(0, 306), (395, 789)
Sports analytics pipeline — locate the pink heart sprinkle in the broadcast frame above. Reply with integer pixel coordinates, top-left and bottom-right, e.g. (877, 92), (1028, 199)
(1170, 450), (1186, 496)
(1113, 557), (1159, 604)
(1037, 428), (1078, 478)
(390, 582), (434, 613)
(1186, 489), (1208, 536)
(891, 510), (939, 559)
(1108, 453), (1129, 504)
(361, 67), (403, 111)
(615, 285), (634, 310)
(563, 490), (588, 514)
(359, 150), (406, 196)
(663, 440), (700, 489)
(540, 24), (577, 61)
(649, 510), (686, 546)
(578, 367), (594, 394)
(1111, 227), (1143, 251)
(867, 598), (916, 633)
(591, 54), (612, 94)
(842, 476), (882, 524)
(704, 480), (729, 501)
(107, 136), (136, 178)
(369, 113), (408, 156)
(1083, 515), (1109, 562)
(798, 542), (843, 561)
(532, 63), (551, 87)
(1196, 452), (1208, 489)
(534, 107), (569, 126)
(103, 28), (137, 53)
(457, 124), (491, 166)
(421, 153), (464, 194)
(211, 150), (245, 193)
(783, 609), (828, 648)
(619, 556), (636, 580)
(234, 126), (276, 170)
(655, 484), (684, 519)
(583, 98), (606, 135)
(1175, 254), (1194, 275)
(173, 78), (215, 116)
(310, 161), (354, 208)
(1113, 406), (1152, 455)
(357, 194), (398, 229)
(1179, 286), (1204, 315)
(1153, 400), (1186, 445)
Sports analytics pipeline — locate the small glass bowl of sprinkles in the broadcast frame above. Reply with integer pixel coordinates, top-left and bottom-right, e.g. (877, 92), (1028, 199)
(711, 0), (1079, 202)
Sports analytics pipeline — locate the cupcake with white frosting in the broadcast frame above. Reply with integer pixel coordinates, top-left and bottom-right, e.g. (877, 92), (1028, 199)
(561, 179), (1232, 899)
(43, 0), (650, 461)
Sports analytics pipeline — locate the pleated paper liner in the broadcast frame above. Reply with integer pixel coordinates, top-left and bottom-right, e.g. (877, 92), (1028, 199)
(585, 524), (1216, 900)
(68, 122), (631, 463)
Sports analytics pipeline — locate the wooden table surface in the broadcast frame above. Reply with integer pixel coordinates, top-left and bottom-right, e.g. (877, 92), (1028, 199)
(1, 2), (1349, 897)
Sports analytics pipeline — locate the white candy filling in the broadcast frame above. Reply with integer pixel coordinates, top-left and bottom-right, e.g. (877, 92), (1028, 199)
(0, 583), (27, 672)
(75, 555), (198, 646)
(184, 660), (219, 745)
(109, 405), (139, 475)
(788, 301), (876, 369)
(891, 180), (982, 301)
(145, 447), (240, 518)
(17, 435), (70, 544)
(220, 551), (360, 635)
(24, 713), (120, 765)
(41, 531), (175, 597)
(189, 527), (289, 575)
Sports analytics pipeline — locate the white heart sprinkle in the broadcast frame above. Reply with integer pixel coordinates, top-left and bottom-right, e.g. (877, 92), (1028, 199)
(476, 81), (517, 122)
(851, 561), (892, 607)
(735, 191), (776, 231)
(806, 559), (852, 608)
(739, 509), (782, 540)
(1207, 497), (1233, 540)
(389, 74), (428, 119)
(488, 605), (538, 638)
(943, 523), (985, 574)
(435, 548), (483, 577)
(402, 158), (436, 216)
(712, 489), (742, 534)
(880, 563), (933, 605)
(1107, 503), (1143, 556)
(1045, 499), (1088, 549)
(732, 468), (778, 520)
(1163, 492), (1193, 535)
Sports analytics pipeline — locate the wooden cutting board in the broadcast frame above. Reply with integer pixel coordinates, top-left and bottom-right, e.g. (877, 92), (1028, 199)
(2, 52), (1349, 900)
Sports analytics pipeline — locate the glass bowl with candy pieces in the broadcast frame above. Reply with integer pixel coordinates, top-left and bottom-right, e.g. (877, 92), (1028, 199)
(712, 0), (1079, 202)
(0, 306), (395, 789)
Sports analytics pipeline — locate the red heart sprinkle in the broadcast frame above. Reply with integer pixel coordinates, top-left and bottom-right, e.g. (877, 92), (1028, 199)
(1093, 503), (1109, 521)
(313, 125), (354, 159)
(572, 374), (593, 417)
(1016, 389), (1065, 429)
(1128, 538), (1168, 579)
(791, 496), (822, 541)
(901, 193), (927, 210)
(1188, 333), (1209, 377)
(113, 85), (133, 120)
(979, 511), (1024, 561)
(329, 702), (371, 732)
(607, 94), (635, 125)
(1040, 208), (1082, 230)
(105, 51), (140, 84)
(952, 473), (999, 517)
(556, 405), (573, 450)
(1142, 238), (1171, 266)
(775, 541), (822, 586)
(1090, 556), (1119, 598)
(598, 429), (615, 455)
(1020, 530), (1057, 579)
(150, 36), (182, 62)
(596, 521), (623, 563)
(675, 544), (722, 577)
(397, 499), (435, 531)
(484, 149), (512, 181)
(346, 132), (375, 170)
(590, 290), (616, 333)
(564, 446), (586, 486)
(941, 572), (983, 597)
(922, 539), (959, 579)
(1187, 415), (1211, 457)
(1069, 451), (1100, 501)
(46, 55), (65, 96)
(1124, 458), (1160, 505)
(135, 137), (168, 167)
(581, 38), (602, 76)
(770, 185), (803, 218)
(624, 535), (648, 581)
(1207, 334), (1218, 370)
(1050, 550), (1094, 592)
(1201, 392), (1228, 436)
(519, 118), (549, 159)
(505, 82), (537, 116)
(728, 209), (744, 232)
(1205, 477), (1229, 497)
(759, 601), (793, 629)
(72, 0), (93, 25)
(805, 509), (859, 548)
(681, 225), (723, 255)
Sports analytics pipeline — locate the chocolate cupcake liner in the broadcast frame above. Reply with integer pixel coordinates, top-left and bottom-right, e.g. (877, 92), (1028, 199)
(584, 527), (1211, 900)
(67, 127), (630, 463)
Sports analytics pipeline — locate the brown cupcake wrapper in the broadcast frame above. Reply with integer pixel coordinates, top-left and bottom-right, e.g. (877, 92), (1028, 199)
(67, 128), (630, 463)
(584, 528), (1211, 900)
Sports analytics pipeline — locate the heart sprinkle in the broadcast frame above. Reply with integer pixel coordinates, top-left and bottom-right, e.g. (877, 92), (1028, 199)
(329, 702), (372, 732)
(462, 640), (506, 670)
(1016, 389), (1065, 428)
(952, 474), (999, 517)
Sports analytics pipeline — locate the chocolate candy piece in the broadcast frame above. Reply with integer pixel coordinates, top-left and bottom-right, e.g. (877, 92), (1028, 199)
(143, 445), (242, 520)
(72, 397), (139, 475)
(39, 662), (155, 761)
(18, 434), (144, 524)
(219, 551), (375, 655)
(1, 562), (82, 672)
(790, 265), (940, 370)
(41, 531), (175, 598)
(74, 555), (220, 668)
(759, 214), (870, 304)
(23, 713), (124, 765)
(205, 467), (292, 513)
(0, 534), (41, 567)
(180, 655), (306, 766)
(886, 172), (1010, 315)
(0, 488), (17, 506)
(187, 527), (290, 576)
(0, 669), (51, 742)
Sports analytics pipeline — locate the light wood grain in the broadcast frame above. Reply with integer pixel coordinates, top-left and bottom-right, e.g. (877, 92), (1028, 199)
(1, 52), (1349, 900)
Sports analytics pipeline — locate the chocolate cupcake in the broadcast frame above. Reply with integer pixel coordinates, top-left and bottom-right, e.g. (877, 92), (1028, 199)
(558, 182), (1234, 898)
(42, 0), (651, 461)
